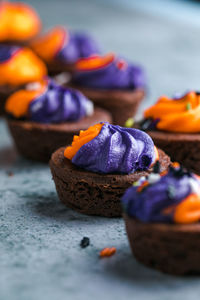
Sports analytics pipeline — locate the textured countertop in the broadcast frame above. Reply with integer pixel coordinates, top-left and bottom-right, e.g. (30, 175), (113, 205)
(1, 0), (200, 299)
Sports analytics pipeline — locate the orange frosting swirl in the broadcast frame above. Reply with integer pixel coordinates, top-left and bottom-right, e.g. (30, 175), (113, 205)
(0, 1), (41, 42)
(0, 47), (47, 86)
(64, 123), (103, 160)
(30, 26), (67, 63)
(5, 80), (47, 118)
(144, 91), (200, 133)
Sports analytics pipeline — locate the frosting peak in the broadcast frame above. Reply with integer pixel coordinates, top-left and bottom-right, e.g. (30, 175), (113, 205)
(72, 54), (145, 90)
(64, 123), (157, 174)
(121, 163), (200, 224)
(144, 91), (200, 133)
(0, 1), (41, 42)
(0, 45), (47, 86)
(31, 26), (100, 65)
(5, 78), (94, 124)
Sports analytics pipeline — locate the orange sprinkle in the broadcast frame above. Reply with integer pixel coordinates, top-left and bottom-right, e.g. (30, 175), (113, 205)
(99, 247), (116, 258)
(64, 123), (103, 160)
(174, 193), (200, 224)
(137, 180), (149, 192)
(171, 162), (180, 168)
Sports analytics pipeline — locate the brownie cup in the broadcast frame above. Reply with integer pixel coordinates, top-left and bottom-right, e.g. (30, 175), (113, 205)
(6, 78), (111, 162)
(30, 26), (100, 75)
(70, 53), (146, 126)
(136, 91), (200, 174)
(124, 216), (200, 275)
(122, 164), (200, 274)
(50, 123), (170, 217)
(0, 44), (47, 115)
(0, 1), (41, 45)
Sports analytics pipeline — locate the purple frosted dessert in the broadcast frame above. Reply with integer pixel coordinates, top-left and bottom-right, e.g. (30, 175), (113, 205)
(122, 164), (200, 275)
(31, 26), (100, 74)
(68, 123), (156, 174)
(49, 122), (170, 217)
(5, 78), (112, 162)
(70, 53), (146, 126)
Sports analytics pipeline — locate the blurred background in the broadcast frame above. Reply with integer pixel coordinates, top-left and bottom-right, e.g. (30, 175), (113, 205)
(24, 0), (200, 115)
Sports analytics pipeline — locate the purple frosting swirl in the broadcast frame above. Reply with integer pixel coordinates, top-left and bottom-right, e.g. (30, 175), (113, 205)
(72, 123), (156, 174)
(72, 56), (145, 90)
(0, 44), (20, 63)
(28, 79), (93, 123)
(121, 167), (200, 223)
(56, 31), (100, 64)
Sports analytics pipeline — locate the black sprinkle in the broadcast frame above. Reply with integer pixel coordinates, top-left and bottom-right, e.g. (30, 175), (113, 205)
(167, 185), (176, 200)
(153, 161), (160, 174)
(80, 237), (90, 248)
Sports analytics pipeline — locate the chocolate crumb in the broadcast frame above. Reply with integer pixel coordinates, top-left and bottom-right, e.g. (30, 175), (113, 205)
(80, 237), (90, 248)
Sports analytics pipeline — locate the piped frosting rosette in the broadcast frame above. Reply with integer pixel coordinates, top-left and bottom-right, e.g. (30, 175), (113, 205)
(72, 53), (145, 90)
(0, 1), (41, 42)
(5, 78), (94, 123)
(143, 91), (200, 133)
(64, 123), (158, 174)
(0, 44), (47, 86)
(31, 26), (100, 65)
(122, 162), (200, 224)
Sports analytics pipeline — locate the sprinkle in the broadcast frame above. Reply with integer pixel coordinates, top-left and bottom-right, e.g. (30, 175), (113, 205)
(125, 118), (134, 128)
(188, 178), (200, 195)
(153, 161), (160, 174)
(80, 237), (90, 248)
(148, 173), (161, 184)
(186, 102), (191, 110)
(171, 162), (180, 169)
(133, 181), (139, 186)
(167, 185), (176, 200)
(137, 180), (149, 192)
(100, 247), (116, 258)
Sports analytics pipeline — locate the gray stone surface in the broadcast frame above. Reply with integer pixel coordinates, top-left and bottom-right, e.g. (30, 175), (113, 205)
(1, 0), (200, 299)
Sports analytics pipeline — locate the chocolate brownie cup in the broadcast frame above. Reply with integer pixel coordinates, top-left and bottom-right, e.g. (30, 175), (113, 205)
(50, 123), (170, 217)
(0, 44), (47, 115)
(122, 163), (200, 275)
(30, 26), (100, 75)
(135, 91), (200, 174)
(0, 1), (41, 45)
(70, 53), (146, 126)
(6, 78), (111, 162)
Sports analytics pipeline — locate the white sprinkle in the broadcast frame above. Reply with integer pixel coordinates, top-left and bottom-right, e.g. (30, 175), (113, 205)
(189, 178), (200, 195)
(26, 82), (41, 91)
(148, 173), (161, 184)
(85, 101), (94, 116)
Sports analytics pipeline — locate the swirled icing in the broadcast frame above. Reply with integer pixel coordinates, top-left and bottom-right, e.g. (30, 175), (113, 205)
(5, 78), (94, 123)
(0, 1), (41, 42)
(72, 53), (145, 90)
(144, 91), (200, 133)
(31, 26), (100, 64)
(0, 45), (47, 86)
(64, 123), (156, 174)
(121, 163), (200, 224)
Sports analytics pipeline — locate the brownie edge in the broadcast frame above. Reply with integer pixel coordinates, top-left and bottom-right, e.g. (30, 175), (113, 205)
(50, 147), (170, 217)
(124, 214), (200, 275)
(7, 107), (112, 162)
